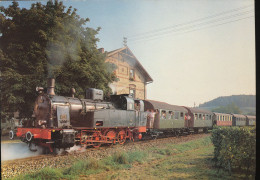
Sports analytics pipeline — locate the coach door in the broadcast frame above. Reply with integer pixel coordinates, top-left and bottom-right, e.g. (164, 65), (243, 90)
(185, 112), (193, 128)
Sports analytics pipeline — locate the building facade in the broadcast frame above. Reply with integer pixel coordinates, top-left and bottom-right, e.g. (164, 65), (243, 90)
(104, 47), (153, 100)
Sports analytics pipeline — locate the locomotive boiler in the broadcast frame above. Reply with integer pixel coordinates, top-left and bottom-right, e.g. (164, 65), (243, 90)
(14, 78), (147, 152)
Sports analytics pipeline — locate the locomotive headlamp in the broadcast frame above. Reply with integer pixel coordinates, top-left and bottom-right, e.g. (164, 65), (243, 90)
(26, 131), (33, 142)
(9, 130), (14, 140)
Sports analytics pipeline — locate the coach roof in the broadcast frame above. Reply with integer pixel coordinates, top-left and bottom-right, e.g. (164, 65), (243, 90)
(213, 112), (232, 116)
(184, 107), (213, 115)
(232, 114), (247, 118)
(143, 100), (188, 112)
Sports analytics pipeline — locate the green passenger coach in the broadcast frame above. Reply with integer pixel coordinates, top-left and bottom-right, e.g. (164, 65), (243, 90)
(143, 100), (188, 131)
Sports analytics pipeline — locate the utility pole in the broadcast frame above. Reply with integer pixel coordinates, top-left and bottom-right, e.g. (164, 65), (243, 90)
(194, 102), (196, 108)
(123, 37), (127, 47)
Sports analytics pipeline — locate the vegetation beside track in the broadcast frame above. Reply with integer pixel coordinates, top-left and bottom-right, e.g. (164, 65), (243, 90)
(211, 126), (256, 177)
(7, 134), (255, 180)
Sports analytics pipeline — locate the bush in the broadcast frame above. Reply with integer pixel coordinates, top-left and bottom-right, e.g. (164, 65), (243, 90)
(211, 126), (256, 176)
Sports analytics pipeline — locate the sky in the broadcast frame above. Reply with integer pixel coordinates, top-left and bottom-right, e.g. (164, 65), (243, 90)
(1, 0), (255, 107)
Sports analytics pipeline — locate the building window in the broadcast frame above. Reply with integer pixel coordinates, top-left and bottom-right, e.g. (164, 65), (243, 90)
(129, 89), (135, 98)
(129, 69), (134, 80)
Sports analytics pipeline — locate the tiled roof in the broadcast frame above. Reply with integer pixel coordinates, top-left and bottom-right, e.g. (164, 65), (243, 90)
(107, 46), (153, 83)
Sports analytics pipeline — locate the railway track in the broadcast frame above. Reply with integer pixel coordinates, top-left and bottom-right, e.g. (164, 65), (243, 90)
(1, 133), (210, 179)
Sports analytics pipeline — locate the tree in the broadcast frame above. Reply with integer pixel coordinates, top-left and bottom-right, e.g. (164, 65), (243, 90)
(211, 103), (242, 114)
(0, 1), (116, 120)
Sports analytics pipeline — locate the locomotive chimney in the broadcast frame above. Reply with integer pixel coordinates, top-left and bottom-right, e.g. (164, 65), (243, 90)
(70, 88), (76, 98)
(47, 78), (55, 96)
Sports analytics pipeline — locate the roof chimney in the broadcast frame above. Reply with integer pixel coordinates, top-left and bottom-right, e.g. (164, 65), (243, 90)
(98, 48), (104, 53)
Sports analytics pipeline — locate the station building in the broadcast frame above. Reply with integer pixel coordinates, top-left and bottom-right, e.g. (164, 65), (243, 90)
(102, 46), (153, 100)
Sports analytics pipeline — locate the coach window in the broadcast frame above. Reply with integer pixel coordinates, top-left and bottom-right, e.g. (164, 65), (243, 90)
(202, 115), (205, 120)
(180, 112), (184, 119)
(194, 114), (198, 120)
(175, 112), (179, 119)
(199, 114), (202, 120)
(168, 111), (173, 119)
(161, 110), (166, 119)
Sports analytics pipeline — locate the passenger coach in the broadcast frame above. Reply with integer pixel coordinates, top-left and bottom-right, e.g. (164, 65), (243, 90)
(232, 114), (247, 126)
(143, 100), (188, 136)
(246, 115), (256, 126)
(212, 113), (232, 126)
(183, 107), (213, 133)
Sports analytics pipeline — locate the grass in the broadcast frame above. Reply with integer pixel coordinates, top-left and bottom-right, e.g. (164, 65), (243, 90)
(13, 167), (63, 180)
(7, 135), (255, 180)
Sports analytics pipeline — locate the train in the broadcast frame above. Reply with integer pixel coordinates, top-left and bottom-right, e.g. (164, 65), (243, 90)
(9, 78), (256, 152)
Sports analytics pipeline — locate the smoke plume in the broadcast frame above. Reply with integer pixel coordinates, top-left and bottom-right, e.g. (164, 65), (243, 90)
(1, 143), (44, 161)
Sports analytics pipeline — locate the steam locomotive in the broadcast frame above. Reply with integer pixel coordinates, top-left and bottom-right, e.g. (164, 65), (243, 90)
(10, 78), (147, 152)
(9, 78), (255, 152)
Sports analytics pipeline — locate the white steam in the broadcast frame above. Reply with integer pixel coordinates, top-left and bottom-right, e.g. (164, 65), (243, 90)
(46, 22), (81, 78)
(66, 145), (87, 153)
(1, 143), (44, 161)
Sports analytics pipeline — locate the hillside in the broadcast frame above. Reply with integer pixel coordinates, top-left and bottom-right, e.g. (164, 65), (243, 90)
(199, 95), (256, 115)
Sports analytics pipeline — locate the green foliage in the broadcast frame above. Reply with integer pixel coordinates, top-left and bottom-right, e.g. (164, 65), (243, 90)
(0, 0), (116, 119)
(103, 150), (147, 170)
(126, 151), (147, 163)
(211, 126), (256, 176)
(63, 159), (100, 176)
(211, 103), (242, 114)
(154, 148), (172, 155)
(15, 167), (63, 180)
(112, 151), (128, 164)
